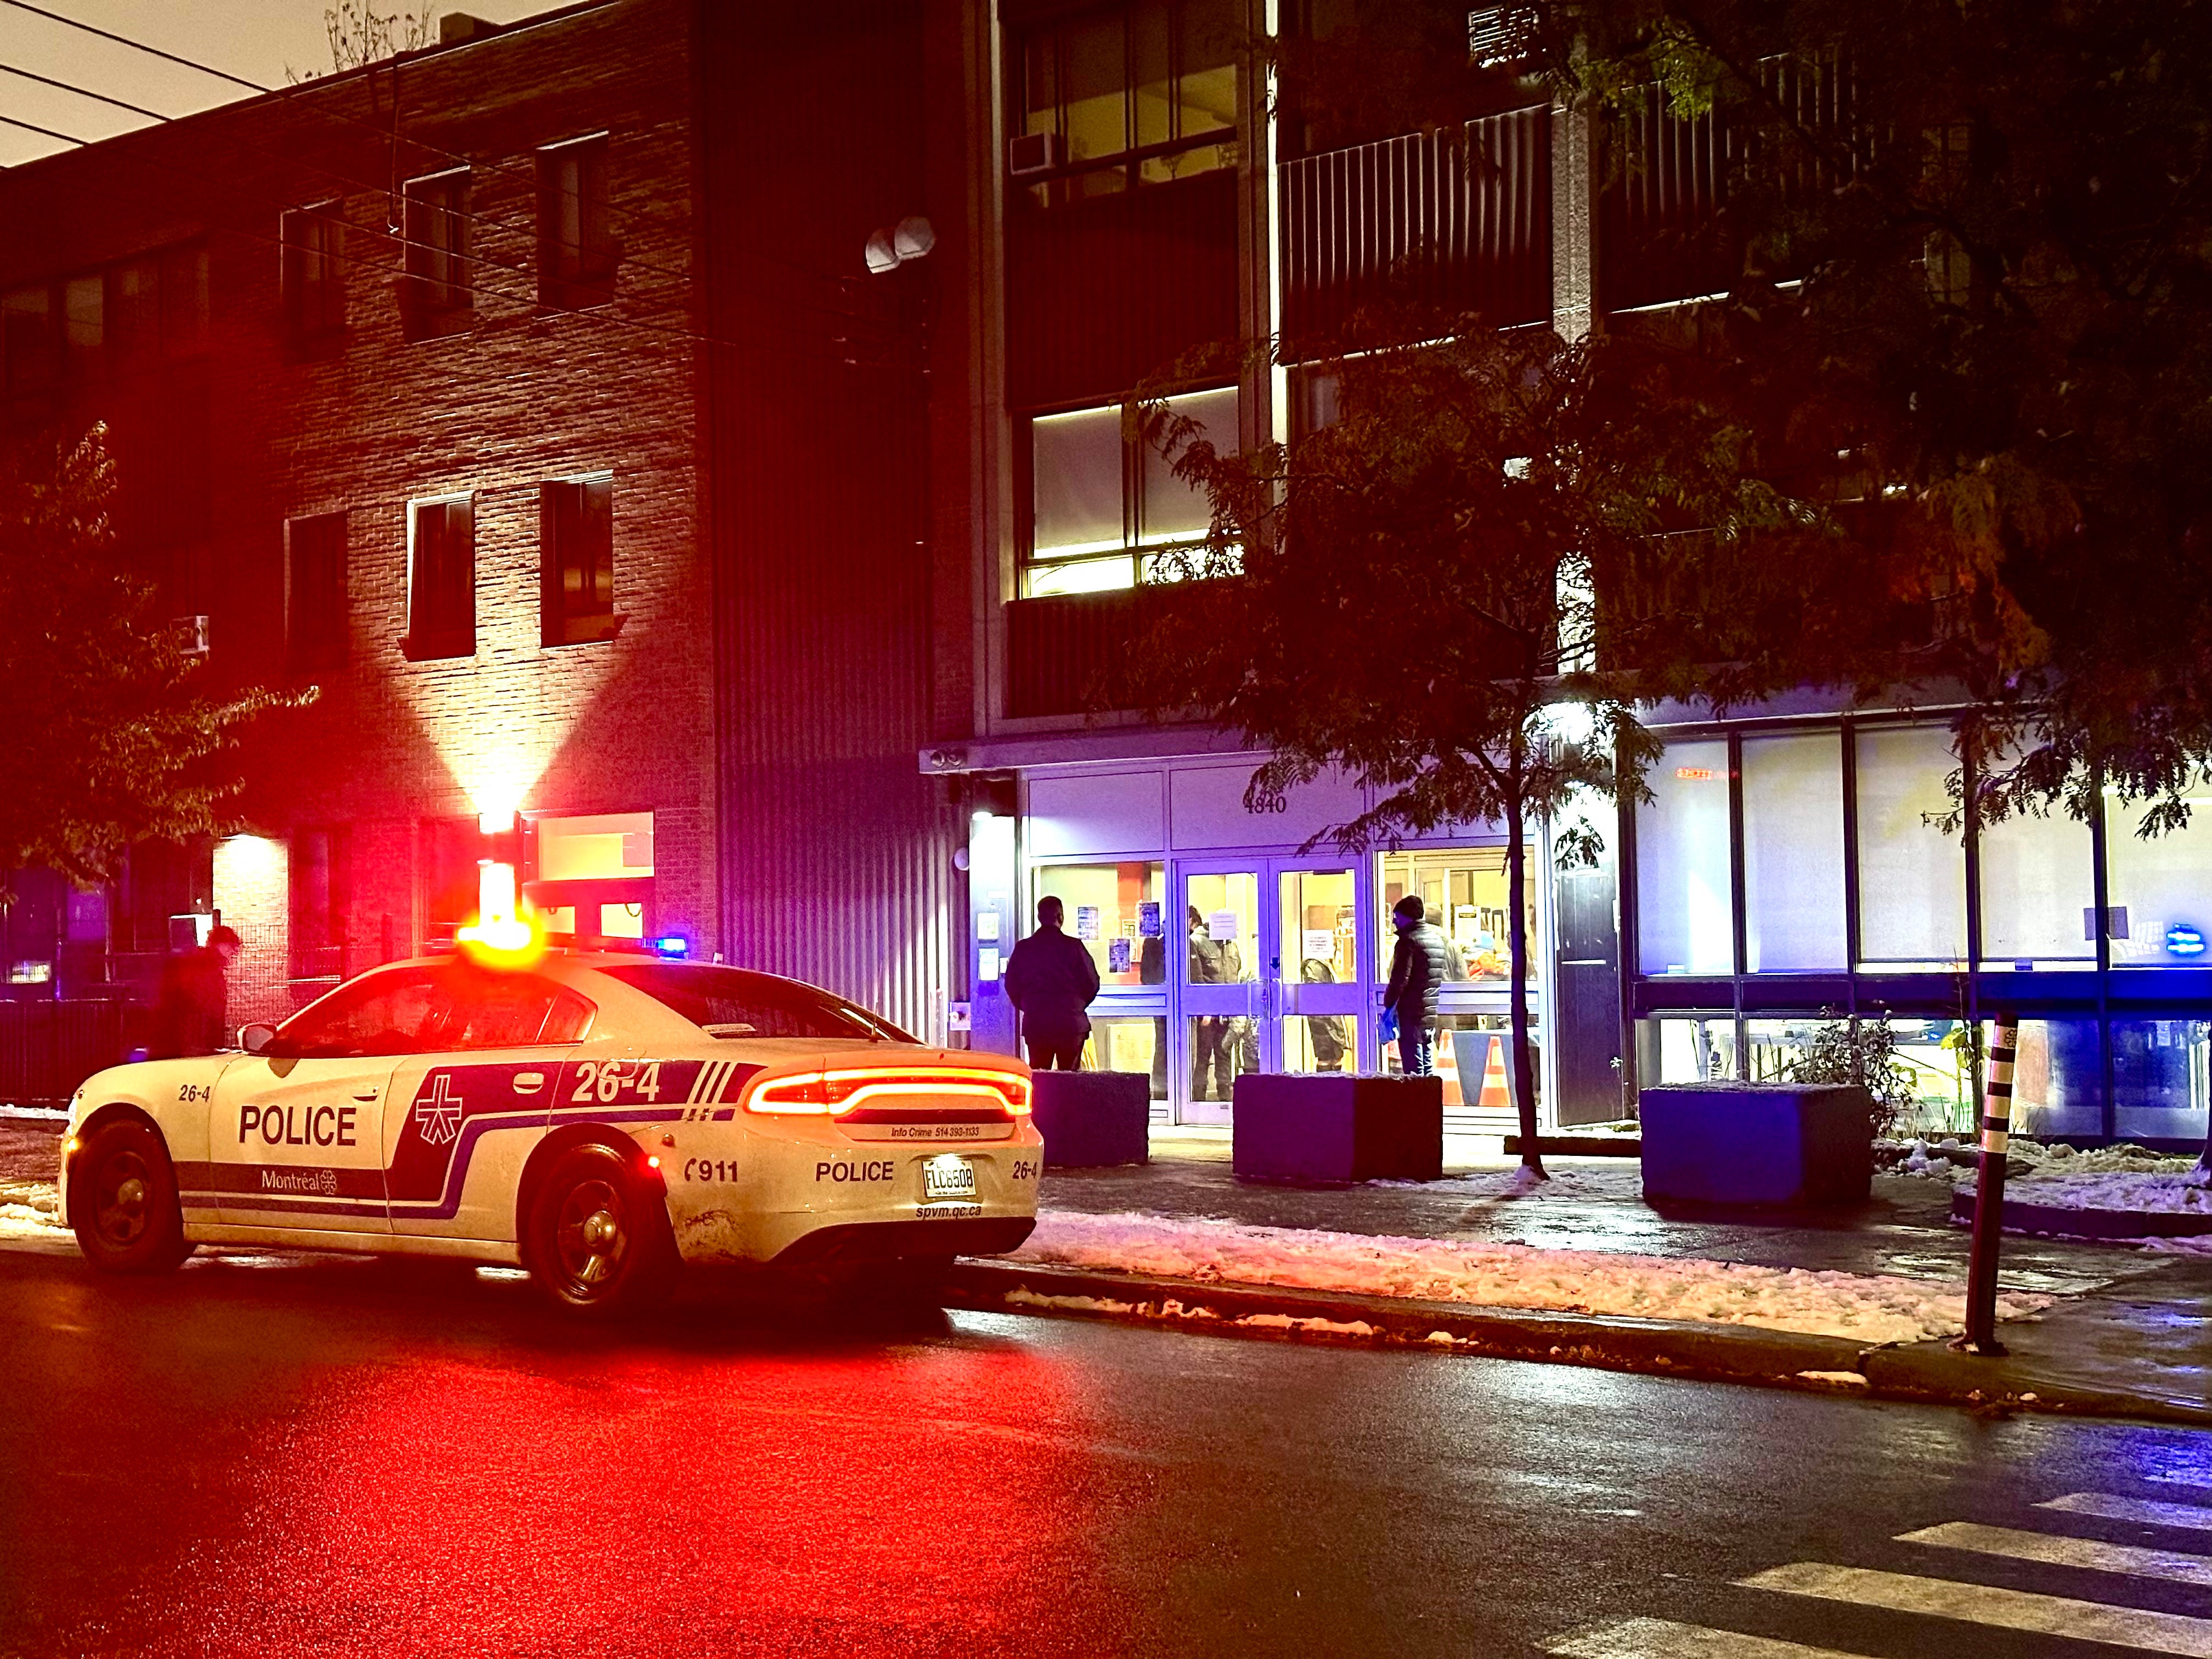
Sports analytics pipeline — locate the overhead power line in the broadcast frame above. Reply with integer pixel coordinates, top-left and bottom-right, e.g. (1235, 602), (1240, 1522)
(0, 0), (868, 302)
(0, 58), (893, 340)
(0, 109), (918, 374)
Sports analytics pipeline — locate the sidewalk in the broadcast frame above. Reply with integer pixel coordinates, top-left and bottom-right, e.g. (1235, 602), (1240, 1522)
(960, 1128), (2212, 1425)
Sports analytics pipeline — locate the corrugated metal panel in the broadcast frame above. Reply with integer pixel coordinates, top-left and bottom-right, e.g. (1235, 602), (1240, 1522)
(698, 5), (958, 1044)
(1005, 169), (1240, 410)
(1282, 105), (1553, 342)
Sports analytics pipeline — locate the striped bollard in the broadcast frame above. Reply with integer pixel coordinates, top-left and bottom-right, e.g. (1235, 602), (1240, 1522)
(1955, 1011), (2020, 1356)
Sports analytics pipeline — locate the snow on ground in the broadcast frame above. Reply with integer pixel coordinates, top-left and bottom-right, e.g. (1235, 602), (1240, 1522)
(0, 1181), (65, 1242)
(1011, 1209), (2050, 1344)
(1959, 1169), (2212, 1215)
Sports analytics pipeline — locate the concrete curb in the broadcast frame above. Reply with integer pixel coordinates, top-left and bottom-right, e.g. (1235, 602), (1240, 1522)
(1948, 1188), (2212, 1240)
(946, 1259), (2212, 1427)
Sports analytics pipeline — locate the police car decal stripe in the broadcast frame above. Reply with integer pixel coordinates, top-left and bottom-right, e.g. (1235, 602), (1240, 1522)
(177, 1056), (763, 1224)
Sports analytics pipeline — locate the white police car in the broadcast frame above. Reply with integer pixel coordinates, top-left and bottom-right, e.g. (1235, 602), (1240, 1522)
(57, 952), (1040, 1313)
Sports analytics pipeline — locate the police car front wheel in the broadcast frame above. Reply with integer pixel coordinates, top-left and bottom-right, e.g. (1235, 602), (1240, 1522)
(72, 1120), (192, 1275)
(524, 1144), (673, 1314)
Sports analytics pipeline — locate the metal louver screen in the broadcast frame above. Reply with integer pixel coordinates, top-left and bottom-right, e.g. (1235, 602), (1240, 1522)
(1281, 104), (1553, 343)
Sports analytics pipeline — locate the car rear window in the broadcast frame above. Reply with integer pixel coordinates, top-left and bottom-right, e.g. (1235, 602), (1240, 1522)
(597, 963), (914, 1043)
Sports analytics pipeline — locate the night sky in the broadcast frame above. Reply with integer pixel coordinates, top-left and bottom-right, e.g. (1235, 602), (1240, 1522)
(1, 1), (554, 167)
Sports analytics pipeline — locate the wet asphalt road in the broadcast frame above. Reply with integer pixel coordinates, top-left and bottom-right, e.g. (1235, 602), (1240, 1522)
(2, 1246), (2210, 1659)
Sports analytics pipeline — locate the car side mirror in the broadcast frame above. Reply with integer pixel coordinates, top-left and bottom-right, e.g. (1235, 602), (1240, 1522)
(239, 1022), (278, 1055)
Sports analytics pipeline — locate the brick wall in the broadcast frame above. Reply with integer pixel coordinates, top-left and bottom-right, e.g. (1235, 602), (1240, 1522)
(0, 0), (719, 994)
(210, 833), (290, 1028)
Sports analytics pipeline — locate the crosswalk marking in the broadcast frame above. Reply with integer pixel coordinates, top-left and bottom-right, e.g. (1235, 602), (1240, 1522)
(2042, 1492), (2212, 1534)
(1901, 1520), (2212, 1587)
(1742, 1561), (2212, 1656)
(1544, 1616), (1877, 1658)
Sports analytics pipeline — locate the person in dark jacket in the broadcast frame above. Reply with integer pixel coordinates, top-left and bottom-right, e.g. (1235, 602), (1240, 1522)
(1002, 896), (1101, 1070)
(1383, 895), (1450, 1076)
(146, 924), (241, 1060)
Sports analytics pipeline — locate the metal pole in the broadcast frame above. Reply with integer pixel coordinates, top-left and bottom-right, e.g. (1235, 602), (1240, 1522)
(1955, 1009), (2019, 1356)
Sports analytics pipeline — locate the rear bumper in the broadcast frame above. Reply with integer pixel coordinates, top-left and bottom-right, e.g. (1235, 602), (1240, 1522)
(771, 1215), (1036, 1265)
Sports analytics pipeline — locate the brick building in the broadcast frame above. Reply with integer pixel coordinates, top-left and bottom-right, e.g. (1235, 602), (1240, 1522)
(0, 0), (954, 1047)
(3, 0), (2204, 1142)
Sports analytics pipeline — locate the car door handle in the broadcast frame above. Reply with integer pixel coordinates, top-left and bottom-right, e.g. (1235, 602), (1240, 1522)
(352, 1088), (380, 1101)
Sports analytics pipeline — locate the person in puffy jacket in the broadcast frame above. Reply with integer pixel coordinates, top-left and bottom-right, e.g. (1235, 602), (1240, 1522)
(1003, 895), (1101, 1069)
(1383, 895), (1451, 1076)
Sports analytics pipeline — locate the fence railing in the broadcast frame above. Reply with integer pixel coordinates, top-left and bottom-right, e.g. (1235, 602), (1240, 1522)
(0, 1000), (131, 1108)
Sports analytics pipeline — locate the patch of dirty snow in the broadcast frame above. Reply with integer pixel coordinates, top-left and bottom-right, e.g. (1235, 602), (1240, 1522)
(1011, 1209), (2051, 1343)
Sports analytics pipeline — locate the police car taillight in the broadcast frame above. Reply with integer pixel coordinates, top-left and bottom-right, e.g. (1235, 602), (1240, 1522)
(743, 1068), (1031, 1116)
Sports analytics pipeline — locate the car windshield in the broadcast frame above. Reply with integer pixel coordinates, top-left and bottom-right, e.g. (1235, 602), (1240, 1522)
(597, 963), (913, 1043)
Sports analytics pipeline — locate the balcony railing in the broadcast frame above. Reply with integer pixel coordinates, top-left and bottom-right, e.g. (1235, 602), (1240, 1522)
(1282, 105), (1553, 343)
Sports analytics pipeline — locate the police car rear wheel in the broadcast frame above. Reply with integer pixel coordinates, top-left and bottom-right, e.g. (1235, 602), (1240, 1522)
(525, 1144), (671, 1314)
(72, 1121), (191, 1275)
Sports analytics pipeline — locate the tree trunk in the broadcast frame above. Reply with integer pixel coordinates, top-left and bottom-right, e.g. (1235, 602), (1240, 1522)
(1505, 751), (1545, 1180)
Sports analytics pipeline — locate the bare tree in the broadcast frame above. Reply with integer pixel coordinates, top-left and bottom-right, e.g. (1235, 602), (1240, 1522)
(323, 2), (438, 72)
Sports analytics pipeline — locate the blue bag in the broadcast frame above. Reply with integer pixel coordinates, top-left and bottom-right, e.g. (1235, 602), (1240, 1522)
(1379, 1006), (1399, 1045)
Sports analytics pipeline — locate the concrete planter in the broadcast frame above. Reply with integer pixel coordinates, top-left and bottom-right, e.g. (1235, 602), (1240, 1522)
(1031, 1070), (1151, 1168)
(1232, 1073), (1444, 1184)
(1640, 1082), (1873, 1207)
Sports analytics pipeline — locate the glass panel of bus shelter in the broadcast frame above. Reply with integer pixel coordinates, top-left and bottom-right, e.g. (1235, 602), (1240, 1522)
(1032, 861), (1166, 986)
(1378, 846), (1533, 981)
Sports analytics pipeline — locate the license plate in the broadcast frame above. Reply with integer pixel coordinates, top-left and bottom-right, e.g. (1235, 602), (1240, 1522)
(922, 1155), (977, 1200)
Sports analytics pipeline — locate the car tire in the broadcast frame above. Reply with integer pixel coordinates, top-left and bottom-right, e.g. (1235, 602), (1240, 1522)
(523, 1143), (674, 1316)
(71, 1120), (192, 1276)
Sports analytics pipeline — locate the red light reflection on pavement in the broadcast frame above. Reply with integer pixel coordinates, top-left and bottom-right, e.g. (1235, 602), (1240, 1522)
(98, 1338), (1118, 1659)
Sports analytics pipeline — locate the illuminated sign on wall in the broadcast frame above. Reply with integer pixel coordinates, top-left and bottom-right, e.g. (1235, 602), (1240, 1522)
(1674, 767), (1718, 781)
(2166, 923), (2207, 959)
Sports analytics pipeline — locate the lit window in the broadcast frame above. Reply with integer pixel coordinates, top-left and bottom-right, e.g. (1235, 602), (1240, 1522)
(1014, 0), (1239, 203)
(1023, 387), (1237, 596)
(404, 495), (475, 661)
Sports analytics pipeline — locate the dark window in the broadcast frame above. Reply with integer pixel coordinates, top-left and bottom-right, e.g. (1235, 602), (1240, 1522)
(289, 826), (352, 983)
(537, 135), (617, 306)
(405, 496), (475, 660)
(1013, 0), (1238, 204)
(158, 245), (208, 357)
(539, 476), (619, 645)
(281, 205), (346, 340)
(271, 962), (595, 1057)
(402, 169), (472, 318)
(285, 511), (348, 672)
(598, 963), (915, 1043)
(2, 287), (58, 408)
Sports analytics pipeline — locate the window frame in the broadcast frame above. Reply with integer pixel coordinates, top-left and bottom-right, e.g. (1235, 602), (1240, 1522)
(403, 494), (477, 662)
(1009, 0), (1241, 202)
(280, 202), (347, 342)
(535, 133), (618, 307)
(1019, 385), (1238, 596)
(402, 167), (473, 322)
(539, 473), (622, 646)
(284, 509), (349, 674)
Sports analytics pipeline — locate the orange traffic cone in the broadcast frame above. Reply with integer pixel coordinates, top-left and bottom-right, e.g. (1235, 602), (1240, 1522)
(1477, 1034), (1513, 1109)
(1435, 1029), (1463, 1107)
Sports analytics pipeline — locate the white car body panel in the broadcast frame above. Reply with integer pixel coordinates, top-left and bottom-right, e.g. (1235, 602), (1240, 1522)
(59, 953), (1042, 1273)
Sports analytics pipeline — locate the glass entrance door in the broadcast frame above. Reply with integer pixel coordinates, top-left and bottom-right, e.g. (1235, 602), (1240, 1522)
(1175, 860), (1368, 1122)
(1178, 865), (1259, 1125)
(1276, 865), (1361, 1075)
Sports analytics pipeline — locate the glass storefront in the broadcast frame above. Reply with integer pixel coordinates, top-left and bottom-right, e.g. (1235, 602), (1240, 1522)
(1628, 724), (2211, 1144)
